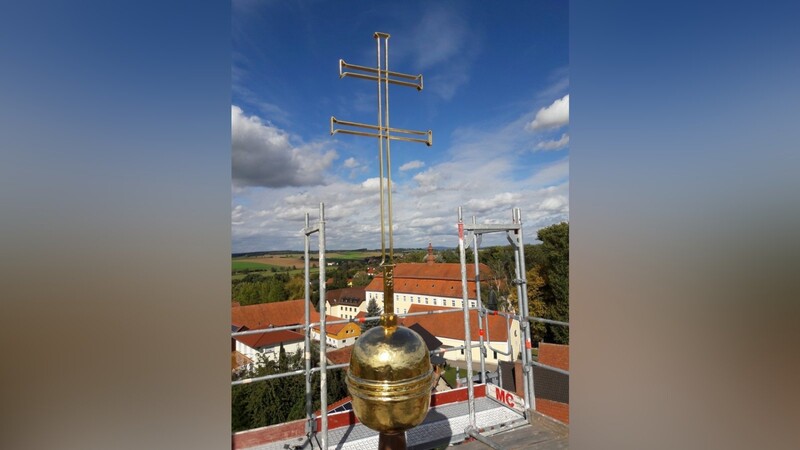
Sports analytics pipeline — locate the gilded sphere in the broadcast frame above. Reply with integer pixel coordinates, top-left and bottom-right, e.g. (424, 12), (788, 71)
(346, 324), (434, 433)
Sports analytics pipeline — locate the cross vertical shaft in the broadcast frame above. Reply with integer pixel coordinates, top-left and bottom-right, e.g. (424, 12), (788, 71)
(331, 32), (432, 321)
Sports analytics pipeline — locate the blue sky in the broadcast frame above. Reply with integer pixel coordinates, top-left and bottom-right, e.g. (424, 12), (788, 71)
(232, 0), (569, 252)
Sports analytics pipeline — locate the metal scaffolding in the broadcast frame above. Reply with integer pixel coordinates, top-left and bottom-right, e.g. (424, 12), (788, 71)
(457, 206), (571, 432)
(231, 205), (571, 448)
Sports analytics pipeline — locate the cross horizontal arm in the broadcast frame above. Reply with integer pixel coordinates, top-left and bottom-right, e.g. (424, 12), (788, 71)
(331, 117), (429, 136)
(339, 60), (423, 91)
(340, 60), (421, 81)
(331, 129), (432, 146)
(330, 116), (432, 146)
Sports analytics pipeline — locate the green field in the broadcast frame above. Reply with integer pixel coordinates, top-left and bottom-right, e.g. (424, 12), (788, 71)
(232, 261), (281, 271)
(231, 266), (319, 281)
(327, 251), (381, 260)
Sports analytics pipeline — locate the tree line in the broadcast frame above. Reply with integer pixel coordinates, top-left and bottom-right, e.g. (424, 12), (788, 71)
(232, 342), (349, 432)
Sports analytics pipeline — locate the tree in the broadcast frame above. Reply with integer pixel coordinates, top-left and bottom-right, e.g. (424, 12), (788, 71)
(266, 279), (287, 302)
(231, 342), (350, 432)
(351, 271), (370, 287)
(537, 222), (569, 344)
(525, 267), (548, 344)
(483, 282), (498, 311)
(330, 268), (349, 289)
(285, 275), (306, 300)
(278, 342), (287, 372)
(361, 298), (382, 332)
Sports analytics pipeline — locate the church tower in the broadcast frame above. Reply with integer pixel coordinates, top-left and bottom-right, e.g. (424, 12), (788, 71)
(425, 242), (435, 265)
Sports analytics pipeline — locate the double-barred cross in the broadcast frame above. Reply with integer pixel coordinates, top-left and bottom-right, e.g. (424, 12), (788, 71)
(330, 32), (433, 318)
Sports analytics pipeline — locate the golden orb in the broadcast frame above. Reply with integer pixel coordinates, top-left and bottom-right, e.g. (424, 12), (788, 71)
(346, 319), (434, 435)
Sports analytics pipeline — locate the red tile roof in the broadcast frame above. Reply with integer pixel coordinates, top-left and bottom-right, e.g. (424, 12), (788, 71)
(401, 304), (512, 342)
(232, 300), (357, 339)
(393, 263), (492, 281)
(326, 345), (353, 365)
(231, 299), (318, 329)
(233, 329), (305, 349)
(364, 263), (493, 298)
(311, 315), (354, 334)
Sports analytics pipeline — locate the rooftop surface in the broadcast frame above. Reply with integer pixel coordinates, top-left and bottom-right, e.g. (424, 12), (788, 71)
(453, 413), (568, 450)
(233, 386), (568, 450)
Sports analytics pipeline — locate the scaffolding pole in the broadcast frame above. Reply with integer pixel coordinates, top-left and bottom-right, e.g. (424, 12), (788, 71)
(509, 208), (535, 415)
(300, 203), (328, 448)
(458, 207), (477, 430)
(303, 212), (314, 438)
(317, 203), (328, 449)
(471, 216), (487, 384)
(460, 208), (536, 421)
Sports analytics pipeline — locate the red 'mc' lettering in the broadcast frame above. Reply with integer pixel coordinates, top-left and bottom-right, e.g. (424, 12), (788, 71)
(495, 387), (515, 408)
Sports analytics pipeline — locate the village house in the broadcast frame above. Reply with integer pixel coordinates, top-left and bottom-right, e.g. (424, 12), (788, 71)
(231, 301), (312, 370)
(310, 319), (362, 349)
(400, 304), (521, 363)
(232, 299), (362, 360)
(325, 287), (366, 319)
(232, 326), (305, 370)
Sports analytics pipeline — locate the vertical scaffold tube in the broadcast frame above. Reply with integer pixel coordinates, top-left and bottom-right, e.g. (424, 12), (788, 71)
(318, 203), (328, 449)
(303, 213), (313, 436)
(458, 207), (476, 427)
(472, 215), (486, 384)
(515, 208), (535, 413)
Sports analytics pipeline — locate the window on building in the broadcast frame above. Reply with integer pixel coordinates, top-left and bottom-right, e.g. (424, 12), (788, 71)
(452, 300), (456, 307)
(433, 299), (437, 305)
(461, 348), (464, 355)
(493, 350), (498, 360)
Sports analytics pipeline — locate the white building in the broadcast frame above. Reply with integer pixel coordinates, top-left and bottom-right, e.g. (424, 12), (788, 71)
(309, 319), (363, 349)
(232, 327), (305, 370)
(232, 300), (315, 370)
(401, 304), (521, 363)
(364, 245), (492, 315)
(325, 287), (366, 319)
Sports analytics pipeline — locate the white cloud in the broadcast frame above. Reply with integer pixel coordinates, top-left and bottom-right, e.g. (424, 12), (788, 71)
(232, 106), (338, 188)
(231, 204), (245, 225)
(428, 69), (470, 101)
(412, 169), (441, 193)
(343, 157), (360, 169)
(466, 192), (522, 213)
(409, 6), (468, 70)
(535, 133), (570, 151)
(527, 95), (569, 131)
(539, 195), (568, 211)
(399, 160), (426, 171)
(397, 4), (480, 100)
(526, 157), (570, 187)
(232, 91), (570, 252)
